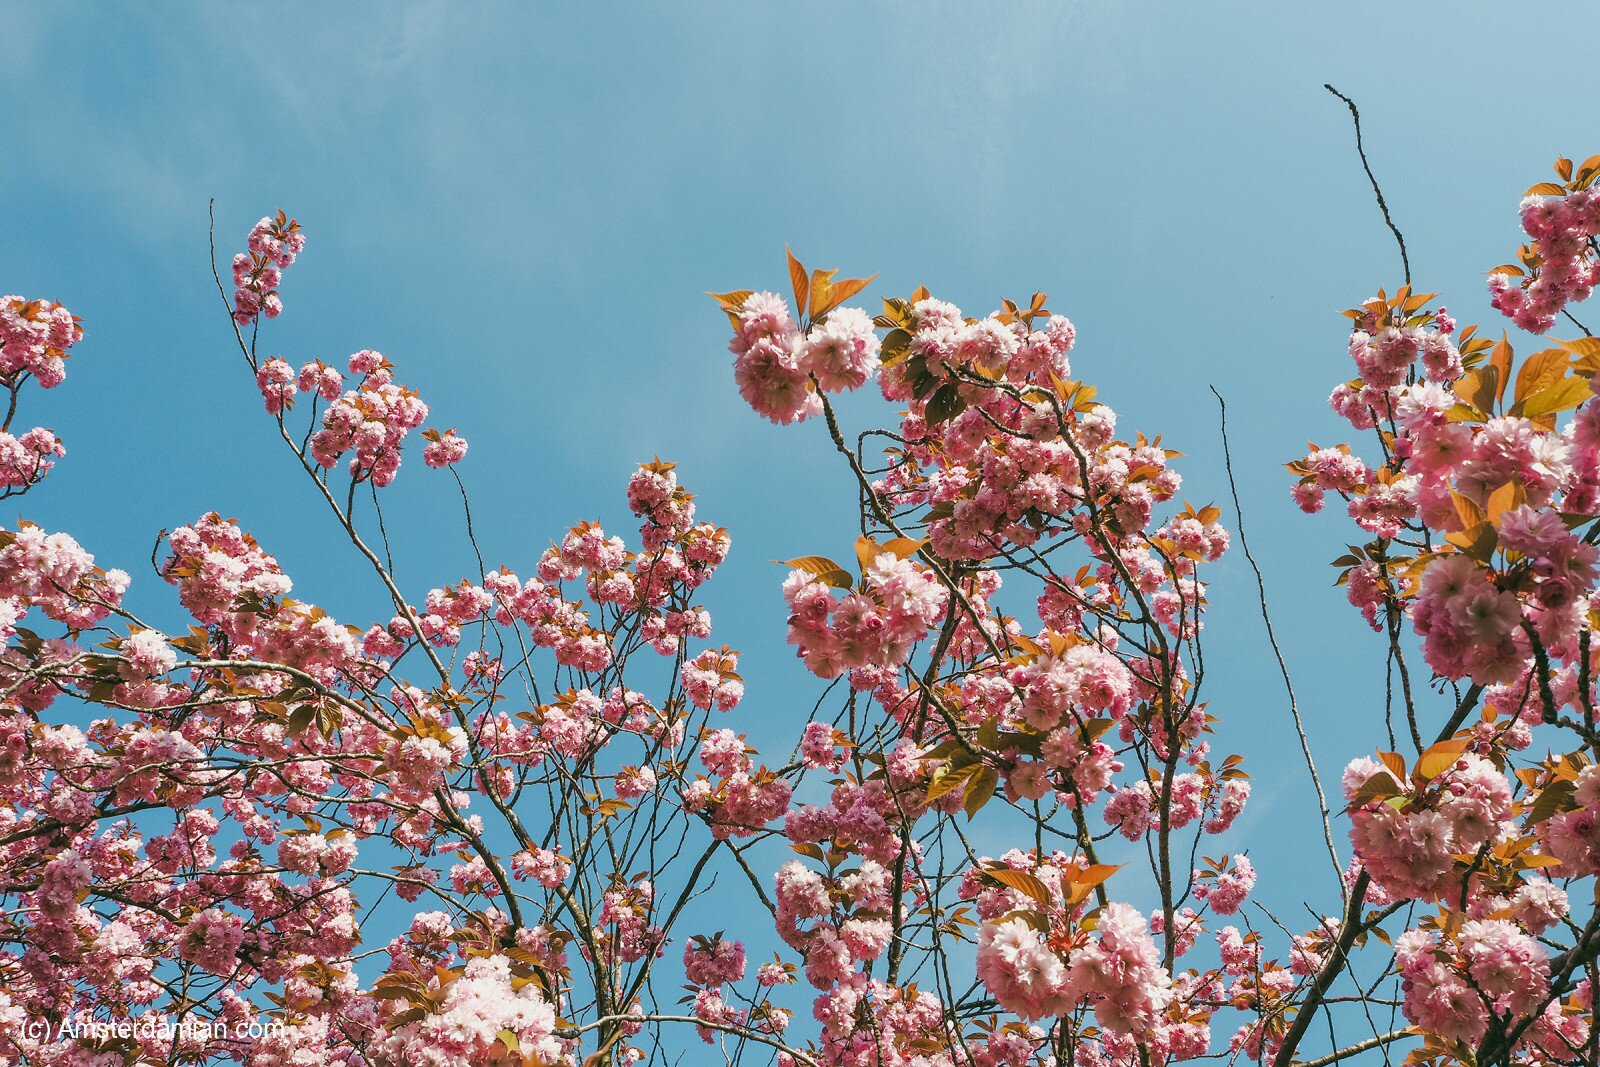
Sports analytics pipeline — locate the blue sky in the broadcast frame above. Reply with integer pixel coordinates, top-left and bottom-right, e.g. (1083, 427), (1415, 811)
(5, 0), (1600, 1056)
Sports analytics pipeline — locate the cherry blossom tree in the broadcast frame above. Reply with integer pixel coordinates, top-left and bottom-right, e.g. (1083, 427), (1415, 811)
(5, 104), (1600, 1067)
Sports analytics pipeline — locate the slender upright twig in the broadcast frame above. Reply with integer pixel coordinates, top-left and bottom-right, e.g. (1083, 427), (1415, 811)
(1324, 84), (1410, 285)
(1211, 387), (1343, 890)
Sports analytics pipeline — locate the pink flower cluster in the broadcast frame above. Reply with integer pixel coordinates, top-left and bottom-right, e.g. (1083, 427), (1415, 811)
(1540, 764), (1600, 874)
(782, 739), (929, 865)
(0, 426), (65, 493)
(682, 727), (792, 839)
(231, 212), (304, 325)
(683, 933), (747, 987)
(1490, 186), (1600, 333)
(728, 291), (880, 425)
(162, 512), (293, 624)
(511, 846), (571, 888)
(1411, 555), (1526, 685)
(308, 350), (439, 487)
(1288, 444), (1370, 514)
(162, 513), (360, 682)
(0, 521), (129, 658)
(1303, 283), (1600, 711)
(1104, 770), (1249, 842)
(1191, 854), (1256, 916)
(1343, 752), (1513, 902)
(1348, 322), (1462, 390)
(372, 954), (568, 1066)
(976, 901), (1172, 1033)
(775, 857), (896, 991)
(1395, 920), (1551, 1045)
(782, 549), (949, 682)
(684, 646), (744, 711)
(254, 356), (346, 415)
(0, 295), (82, 495)
(421, 427), (467, 468)
(0, 295), (78, 389)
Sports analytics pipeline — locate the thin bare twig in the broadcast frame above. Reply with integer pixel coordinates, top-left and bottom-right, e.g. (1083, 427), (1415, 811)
(1211, 386), (1343, 890)
(1324, 84), (1410, 285)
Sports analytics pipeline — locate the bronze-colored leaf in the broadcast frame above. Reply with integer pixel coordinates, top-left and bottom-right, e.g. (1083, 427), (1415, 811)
(786, 246), (808, 314)
(1485, 481), (1527, 527)
(706, 289), (753, 311)
(775, 556), (853, 589)
(1415, 737), (1470, 781)
(925, 762), (978, 803)
(1452, 364), (1499, 416)
(854, 535), (881, 575)
(1528, 778), (1578, 824)
(1518, 375), (1590, 419)
(984, 867), (1055, 905)
(817, 274), (877, 315)
(1490, 333), (1514, 407)
(808, 267), (839, 319)
(1514, 348), (1571, 406)
(1060, 863), (1121, 889)
(963, 766), (998, 819)
(1346, 770), (1403, 809)
(881, 537), (927, 561)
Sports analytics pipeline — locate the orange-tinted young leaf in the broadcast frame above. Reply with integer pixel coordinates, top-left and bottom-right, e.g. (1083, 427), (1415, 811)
(1415, 738), (1471, 781)
(819, 274), (877, 314)
(775, 556), (853, 589)
(1490, 333), (1514, 406)
(1351, 772), (1404, 808)
(1444, 522), (1498, 563)
(963, 766), (998, 819)
(786, 246), (809, 314)
(1377, 751), (1407, 781)
(1525, 182), (1567, 196)
(1450, 491), (1486, 530)
(1518, 375), (1591, 420)
(854, 535), (881, 574)
(1562, 334), (1600, 365)
(1486, 481), (1527, 527)
(984, 867), (1055, 905)
(1453, 364), (1499, 416)
(707, 289), (753, 329)
(808, 267), (839, 319)
(1528, 778), (1578, 824)
(925, 762), (978, 803)
(707, 289), (753, 311)
(1062, 881), (1100, 908)
(1061, 863), (1121, 889)
(1010, 632), (1044, 658)
(882, 537), (927, 561)
(1514, 348), (1571, 406)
